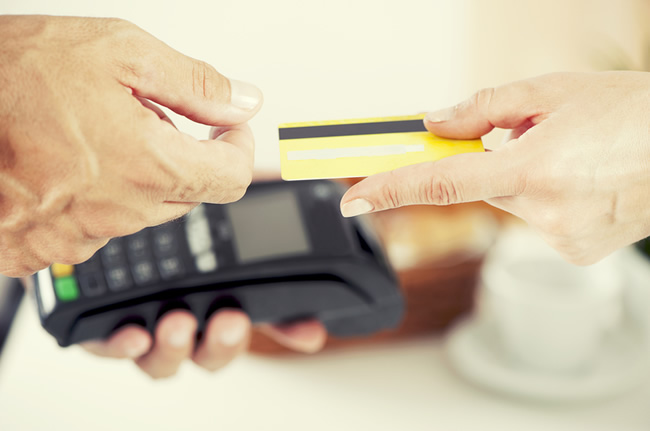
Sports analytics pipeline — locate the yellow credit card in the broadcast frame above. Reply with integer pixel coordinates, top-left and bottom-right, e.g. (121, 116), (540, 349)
(279, 114), (484, 181)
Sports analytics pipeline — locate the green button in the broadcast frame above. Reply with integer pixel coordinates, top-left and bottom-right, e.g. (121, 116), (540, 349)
(54, 276), (80, 302)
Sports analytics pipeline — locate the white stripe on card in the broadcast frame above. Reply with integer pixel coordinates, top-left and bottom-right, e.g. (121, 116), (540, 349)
(287, 144), (425, 161)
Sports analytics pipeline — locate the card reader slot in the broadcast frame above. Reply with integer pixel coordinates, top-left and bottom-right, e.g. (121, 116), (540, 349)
(66, 279), (372, 345)
(71, 273), (373, 320)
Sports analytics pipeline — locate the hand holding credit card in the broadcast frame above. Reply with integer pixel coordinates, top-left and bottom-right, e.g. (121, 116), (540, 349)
(279, 114), (484, 180)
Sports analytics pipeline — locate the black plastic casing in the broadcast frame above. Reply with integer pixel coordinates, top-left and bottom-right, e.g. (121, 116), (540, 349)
(34, 180), (404, 347)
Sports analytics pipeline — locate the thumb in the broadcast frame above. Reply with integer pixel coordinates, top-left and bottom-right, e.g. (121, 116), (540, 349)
(115, 24), (263, 126)
(424, 76), (557, 139)
(340, 150), (523, 216)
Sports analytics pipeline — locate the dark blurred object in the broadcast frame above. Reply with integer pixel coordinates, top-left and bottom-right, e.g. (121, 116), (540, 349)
(0, 277), (23, 357)
(250, 198), (507, 354)
(635, 237), (650, 261)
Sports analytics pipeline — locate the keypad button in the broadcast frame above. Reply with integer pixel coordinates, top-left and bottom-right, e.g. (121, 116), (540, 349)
(204, 203), (224, 218)
(126, 232), (150, 261)
(195, 251), (218, 273)
(76, 253), (101, 274)
(100, 238), (126, 267)
(105, 266), (133, 291)
(51, 263), (74, 278)
(54, 276), (80, 302)
(213, 221), (233, 242)
(158, 256), (185, 280)
(131, 260), (159, 286)
(186, 217), (212, 255)
(77, 272), (107, 297)
(152, 227), (179, 257)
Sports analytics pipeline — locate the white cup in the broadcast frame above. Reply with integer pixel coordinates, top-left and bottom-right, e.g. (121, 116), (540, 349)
(479, 227), (624, 374)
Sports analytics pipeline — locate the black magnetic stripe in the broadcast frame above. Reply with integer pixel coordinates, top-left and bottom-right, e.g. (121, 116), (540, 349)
(279, 119), (427, 140)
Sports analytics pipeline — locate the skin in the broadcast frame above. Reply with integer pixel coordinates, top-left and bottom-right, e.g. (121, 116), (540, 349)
(80, 310), (326, 379)
(341, 71), (650, 266)
(2, 15), (325, 379)
(0, 15), (262, 277)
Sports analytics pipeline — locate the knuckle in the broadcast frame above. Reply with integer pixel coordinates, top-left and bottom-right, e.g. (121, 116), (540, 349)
(428, 173), (461, 205)
(78, 216), (123, 239)
(472, 87), (496, 116)
(104, 17), (135, 29)
(110, 24), (161, 88)
(217, 158), (253, 203)
(103, 17), (138, 36)
(170, 181), (206, 203)
(536, 208), (569, 237)
(567, 254), (597, 266)
(379, 181), (402, 209)
(55, 243), (103, 266)
(84, 225), (121, 240)
(0, 256), (45, 278)
(554, 243), (594, 266)
(191, 60), (224, 101)
(0, 265), (31, 278)
(222, 171), (252, 203)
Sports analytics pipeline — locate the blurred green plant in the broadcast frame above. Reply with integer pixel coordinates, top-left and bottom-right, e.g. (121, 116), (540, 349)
(637, 238), (650, 261)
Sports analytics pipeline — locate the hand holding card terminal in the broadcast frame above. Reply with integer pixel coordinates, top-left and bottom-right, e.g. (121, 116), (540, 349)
(33, 180), (404, 347)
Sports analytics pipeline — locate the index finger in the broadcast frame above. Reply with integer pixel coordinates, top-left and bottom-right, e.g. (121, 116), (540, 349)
(340, 149), (525, 215)
(424, 74), (561, 139)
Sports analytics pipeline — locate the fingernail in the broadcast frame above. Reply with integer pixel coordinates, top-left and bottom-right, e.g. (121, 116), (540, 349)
(425, 106), (455, 123)
(230, 79), (262, 111)
(301, 336), (325, 354)
(125, 338), (149, 358)
(341, 199), (374, 217)
(168, 326), (193, 348)
(218, 318), (248, 347)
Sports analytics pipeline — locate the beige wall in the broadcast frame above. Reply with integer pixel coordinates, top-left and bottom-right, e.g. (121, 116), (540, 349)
(465, 0), (648, 88)
(460, 0), (648, 148)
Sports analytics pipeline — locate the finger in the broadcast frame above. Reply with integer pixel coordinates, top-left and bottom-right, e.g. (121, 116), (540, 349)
(340, 150), (525, 216)
(258, 320), (327, 354)
(137, 98), (175, 127)
(81, 325), (152, 359)
(150, 122), (254, 204)
(209, 124), (254, 160)
(116, 25), (262, 126)
(147, 202), (199, 227)
(135, 310), (197, 379)
(250, 170), (282, 183)
(423, 76), (557, 140)
(192, 309), (251, 372)
(19, 277), (33, 291)
(502, 121), (535, 144)
(485, 195), (525, 218)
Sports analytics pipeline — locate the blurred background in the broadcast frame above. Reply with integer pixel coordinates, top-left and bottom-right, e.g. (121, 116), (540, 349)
(0, 0), (649, 430)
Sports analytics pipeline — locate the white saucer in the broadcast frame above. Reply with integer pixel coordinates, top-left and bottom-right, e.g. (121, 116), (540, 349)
(444, 318), (650, 403)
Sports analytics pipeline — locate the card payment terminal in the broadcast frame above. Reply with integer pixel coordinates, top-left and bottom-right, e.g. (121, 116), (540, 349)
(33, 180), (404, 346)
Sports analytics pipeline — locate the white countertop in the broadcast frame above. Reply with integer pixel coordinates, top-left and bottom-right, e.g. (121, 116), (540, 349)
(1, 297), (650, 431)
